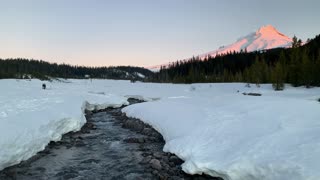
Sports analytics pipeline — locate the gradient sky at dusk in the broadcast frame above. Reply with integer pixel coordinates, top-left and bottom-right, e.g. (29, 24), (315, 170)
(1, 0), (319, 67)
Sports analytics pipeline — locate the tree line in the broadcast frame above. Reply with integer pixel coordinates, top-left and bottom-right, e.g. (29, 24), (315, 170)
(151, 34), (320, 90)
(0, 58), (153, 80)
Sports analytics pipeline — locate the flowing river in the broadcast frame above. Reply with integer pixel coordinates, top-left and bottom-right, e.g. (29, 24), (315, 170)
(0, 99), (219, 180)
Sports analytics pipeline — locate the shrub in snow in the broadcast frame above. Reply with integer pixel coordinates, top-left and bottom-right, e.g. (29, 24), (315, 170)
(272, 82), (284, 91)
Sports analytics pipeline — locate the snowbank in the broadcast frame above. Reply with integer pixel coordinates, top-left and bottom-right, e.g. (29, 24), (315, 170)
(122, 84), (320, 180)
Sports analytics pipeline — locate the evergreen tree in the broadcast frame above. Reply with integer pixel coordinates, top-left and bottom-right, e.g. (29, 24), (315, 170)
(301, 49), (313, 88)
(243, 68), (251, 85)
(298, 39), (303, 47)
(288, 48), (301, 86)
(223, 69), (233, 82)
(272, 61), (285, 91)
(234, 71), (243, 82)
(259, 56), (269, 83)
(315, 52), (320, 86)
(278, 51), (288, 81)
(249, 56), (265, 87)
(292, 35), (299, 48)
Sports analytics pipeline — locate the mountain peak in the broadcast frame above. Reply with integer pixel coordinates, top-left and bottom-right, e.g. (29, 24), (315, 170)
(256, 25), (279, 35)
(198, 25), (292, 59)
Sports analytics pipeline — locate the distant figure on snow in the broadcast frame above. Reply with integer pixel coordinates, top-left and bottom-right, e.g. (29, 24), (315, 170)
(42, 83), (46, 90)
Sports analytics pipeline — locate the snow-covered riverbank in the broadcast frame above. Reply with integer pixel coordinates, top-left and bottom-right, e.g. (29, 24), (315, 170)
(1, 79), (319, 180)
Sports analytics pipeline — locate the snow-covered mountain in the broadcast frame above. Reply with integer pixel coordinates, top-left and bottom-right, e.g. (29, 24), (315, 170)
(199, 25), (292, 59)
(149, 25), (292, 71)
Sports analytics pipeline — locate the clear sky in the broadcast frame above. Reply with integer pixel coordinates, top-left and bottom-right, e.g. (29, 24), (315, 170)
(0, 0), (319, 67)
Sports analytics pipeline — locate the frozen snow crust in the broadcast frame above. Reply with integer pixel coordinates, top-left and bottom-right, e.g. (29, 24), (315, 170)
(1, 79), (320, 180)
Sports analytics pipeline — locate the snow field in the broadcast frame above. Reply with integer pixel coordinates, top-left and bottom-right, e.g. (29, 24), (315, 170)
(1, 79), (319, 180)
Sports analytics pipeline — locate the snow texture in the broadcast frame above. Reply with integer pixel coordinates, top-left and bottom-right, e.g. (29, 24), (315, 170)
(1, 79), (320, 180)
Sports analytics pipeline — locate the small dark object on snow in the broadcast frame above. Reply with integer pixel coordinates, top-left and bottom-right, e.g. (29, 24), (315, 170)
(243, 92), (262, 96)
(318, 98), (320, 102)
(42, 83), (46, 90)
(248, 93), (262, 96)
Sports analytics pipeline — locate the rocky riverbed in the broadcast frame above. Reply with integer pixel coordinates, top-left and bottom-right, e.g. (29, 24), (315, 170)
(0, 99), (221, 180)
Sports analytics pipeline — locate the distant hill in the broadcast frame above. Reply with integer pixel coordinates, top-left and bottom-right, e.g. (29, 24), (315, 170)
(0, 58), (154, 81)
